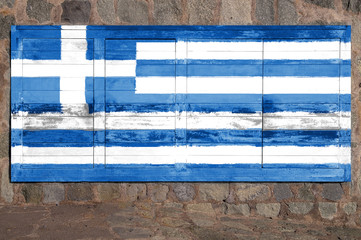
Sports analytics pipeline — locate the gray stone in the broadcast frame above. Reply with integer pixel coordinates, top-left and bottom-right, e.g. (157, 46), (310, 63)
(288, 202), (314, 214)
(274, 184), (293, 202)
(97, 183), (120, 201)
(305, 0), (335, 9)
(199, 183), (229, 201)
(322, 183), (344, 201)
(97, 0), (117, 24)
(342, 0), (361, 13)
(256, 203), (281, 218)
(43, 183), (64, 204)
(278, 0), (297, 25)
(67, 183), (93, 201)
(173, 183), (195, 202)
(126, 183), (146, 201)
(220, 0), (252, 24)
(235, 184), (271, 201)
(113, 226), (152, 239)
(224, 203), (250, 216)
(117, 0), (148, 24)
(186, 203), (216, 227)
(0, 15), (15, 39)
(26, 0), (53, 23)
(318, 202), (337, 220)
(22, 184), (43, 204)
(297, 184), (315, 201)
(1, 163), (13, 203)
(255, 0), (274, 24)
(343, 202), (357, 215)
(187, 0), (217, 25)
(154, 0), (182, 25)
(0, 132), (9, 158)
(61, 0), (91, 24)
(0, 0), (14, 8)
(148, 184), (169, 202)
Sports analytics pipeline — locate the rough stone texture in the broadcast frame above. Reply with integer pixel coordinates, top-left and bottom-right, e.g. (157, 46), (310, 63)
(153, 0), (182, 25)
(0, 132), (9, 158)
(235, 184), (271, 201)
(342, 0), (361, 13)
(26, 0), (53, 23)
(199, 183), (229, 201)
(97, 183), (120, 201)
(67, 183), (93, 201)
(305, 0), (335, 9)
(117, 0), (148, 24)
(318, 202), (338, 220)
(278, 0), (298, 25)
(148, 184), (169, 202)
(61, 0), (91, 24)
(97, 0), (117, 24)
(187, 0), (217, 25)
(343, 202), (357, 215)
(274, 184), (293, 202)
(255, 0), (274, 24)
(297, 184), (315, 201)
(22, 184), (43, 204)
(186, 203), (216, 227)
(256, 203), (281, 218)
(126, 183), (146, 201)
(224, 203), (250, 216)
(0, 0), (14, 8)
(43, 183), (64, 204)
(173, 183), (195, 202)
(288, 202), (314, 215)
(322, 183), (344, 201)
(220, 0), (252, 24)
(0, 15), (15, 39)
(1, 162), (13, 203)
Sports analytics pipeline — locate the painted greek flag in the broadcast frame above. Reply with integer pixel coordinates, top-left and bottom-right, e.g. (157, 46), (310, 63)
(11, 26), (351, 182)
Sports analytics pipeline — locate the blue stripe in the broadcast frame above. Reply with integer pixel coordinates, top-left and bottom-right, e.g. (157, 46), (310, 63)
(22, 91), (60, 104)
(263, 94), (350, 104)
(263, 104), (339, 113)
(11, 163), (351, 182)
(11, 104), (63, 114)
(22, 77), (60, 91)
(22, 51), (61, 60)
(264, 65), (346, 77)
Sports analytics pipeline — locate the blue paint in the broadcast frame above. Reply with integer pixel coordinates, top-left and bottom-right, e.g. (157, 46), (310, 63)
(22, 77), (60, 91)
(20, 130), (93, 143)
(263, 94), (350, 104)
(11, 163), (351, 182)
(264, 64), (345, 77)
(22, 91), (60, 104)
(263, 103), (339, 113)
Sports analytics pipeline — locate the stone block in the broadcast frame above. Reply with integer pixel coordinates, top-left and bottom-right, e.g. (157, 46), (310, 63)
(322, 183), (344, 201)
(224, 203), (250, 216)
(343, 202), (357, 215)
(0, 0), (14, 8)
(186, 203), (216, 227)
(288, 202), (314, 215)
(278, 0), (297, 25)
(153, 0), (182, 24)
(274, 183), (293, 201)
(117, 0), (148, 24)
(0, 162), (13, 203)
(173, 183), (195, 202)
(26, 0), (53, 23)
(61, 0), (91, 24)
(0, 132), (9, 158)
(199, 183), (229, 201)
(256, 203), (281, 217)
(0, 15), (15, 39)
(67, 183), (93, 201)
(43, 183), (64, 204)
(318, 202), (337, 220)
(305, 0), (335, 9)
(297, 184), (315, 201)
(187, 0), (217, 25)
(126, 183), (146, 201)
(112, 226), (152, 239)
(148, 184), (169, 202)
(97, 0), (117, 24)
(220, 0), (252, 24)
(22, 184), (43, 204)
(342, 0), (361, 13)
(97, 183), (120, 201)
(235, 184), (271, 201)
(255, 0), (274, 24)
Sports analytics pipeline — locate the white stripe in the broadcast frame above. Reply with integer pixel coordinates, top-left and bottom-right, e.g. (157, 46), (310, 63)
(106, 60), (136, 76)
(264, 51), (339, 60)
(264, 77), (339, 94)
(106, 117), (175, 129)
(263, 156), (342, 165)
(20, 146), (93, 156)
(187, 51), (262, 60)
(341, 77), (351, 94)
(22, 64), (93, 77)
(21, 116), (93, 130)
(187, 41), (263, 52)
(187, 116), (262, 129)
(15, 156), (93, 164)
(263, 146), (349, 156)
(136, 42), (175, 59)
(135, 77), (175, 93)
(60, 91), (87, 103)
(264, 41), (339, 52)
(60, 78), (86, 91)
(263, 116), (339, 130)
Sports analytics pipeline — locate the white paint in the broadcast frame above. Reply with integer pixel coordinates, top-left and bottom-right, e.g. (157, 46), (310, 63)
(263, 116), (340, 130)
(60, 91), (87, 103)
(135, 77), (175, 93)
(264, 41), (339, 52)
(263, 146), (349, 156)
(187, 41), (263, 52)
(176, 76), (187, 94)
(105, 60), (136, 77)
(106, 116), (176, 129)
(264, 77), (339, 94)
(187, 51), (262, 60)
(187, 116), (262, 129)
(176, 41), (187, 59)
(60, 78), (86, 91)
(22, 116), (93, 130)
(340, 77), (351, 94)
(22, 64), (93, 78)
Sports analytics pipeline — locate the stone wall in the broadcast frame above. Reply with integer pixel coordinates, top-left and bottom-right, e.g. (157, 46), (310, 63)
(1, 0), (361, 226)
